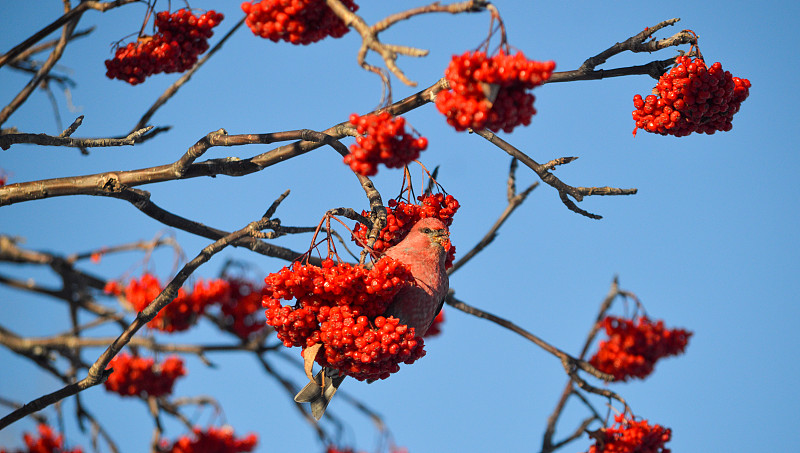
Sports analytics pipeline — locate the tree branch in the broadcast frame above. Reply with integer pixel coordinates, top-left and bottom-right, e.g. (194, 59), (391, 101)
(445, 292), (613, 381)
(0, 1), (137, 70)
(0, 215), (279, 430)
(472, 129), (636, 219)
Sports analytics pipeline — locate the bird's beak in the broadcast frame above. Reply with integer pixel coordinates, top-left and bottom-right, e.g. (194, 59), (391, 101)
(432, 229), (449, 246)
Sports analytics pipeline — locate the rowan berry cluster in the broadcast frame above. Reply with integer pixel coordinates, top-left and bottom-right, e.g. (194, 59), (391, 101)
(423, 310), (445, 338)
(107, 273), (230, 333)
(0, 424), (83, 453)
(264, 257), (426, 381)
(351, 193), (460, 268)
(104, 353), (186, 398)
(241, 0), (358, 45)
(104, 9), (224, 85)
(164, 426), (258, 453)
(217, 278), (268, 339)
(589, 316), (692, 381)
(344, 112), (428, 176)
(632, 56), (751, 136)
(435, 51), (556, 132)
(587, 414), (672, 453)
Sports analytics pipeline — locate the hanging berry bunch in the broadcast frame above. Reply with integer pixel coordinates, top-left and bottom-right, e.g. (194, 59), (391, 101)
(103, 353), (186, 398)
(107, 273), (231, 333)
(632, 55), (751, 136)
(264, 256), (427, 381)
(241, 0), (358, 45)
(435, 50), (555, 133)
(0, 424), (83, 453)
(586, 414), (672, 453)
(351, 192), (460, 269)
(589, 316), (692, 381)
(164, 426), (258, 453)
(344, 112), (428, 177)
(104, 9), (224, 85)
(216, 278), (267, 340)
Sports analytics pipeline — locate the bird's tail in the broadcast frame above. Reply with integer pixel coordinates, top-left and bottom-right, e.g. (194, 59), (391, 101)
(294, 367), (345, 420)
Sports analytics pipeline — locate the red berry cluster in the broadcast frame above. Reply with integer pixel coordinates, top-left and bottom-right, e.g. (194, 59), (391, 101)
(104, 353), (186, 398)
(351, 193), (460, 268)
(589, 316), (692, 381)
(217, 279), (267, 339)
(165, 426), (258, 453)
(344, 112), (428, 176)
(241, 0), (357, 45)
(104, 9), (224, 85)
(0, 424), (83, 453)
(423, 309), (445, 338)
(587, 414), (672, 453)
(109, 273), (230, 333)
(632, 56), (751, 136)
(435, 51), (555, 133)
(264, 257), (426, 381)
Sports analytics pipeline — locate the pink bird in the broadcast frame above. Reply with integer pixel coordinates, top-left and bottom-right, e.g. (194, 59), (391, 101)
(294, 217), (451, 420)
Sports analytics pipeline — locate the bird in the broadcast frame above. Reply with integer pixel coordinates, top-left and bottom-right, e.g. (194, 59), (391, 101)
(294, 217), (450, 420)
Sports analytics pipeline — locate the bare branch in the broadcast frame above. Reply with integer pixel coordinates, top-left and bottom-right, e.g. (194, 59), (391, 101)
(542, 278), (625, 453)
(326, 0), (486, 90)
(445, 292), (613, 381)
(578, 19), (685, 72)
(0, 1), (137, 70)
(0, 215), (278, 430)
(59, 115), (83, 138)
(8, 28), (94, 65)
(472, 129), (636, 219)
(547, 20), (696, 84)
(0, 125), (154, 150)
(0, 6), (79, 126)
(326, 0), (427, 87)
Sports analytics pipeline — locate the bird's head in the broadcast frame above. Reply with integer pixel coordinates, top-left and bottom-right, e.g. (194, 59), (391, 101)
(413, 217), (450, 248)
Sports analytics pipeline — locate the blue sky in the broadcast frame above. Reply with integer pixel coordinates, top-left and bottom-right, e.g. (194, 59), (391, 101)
(1, 1), (798, 452)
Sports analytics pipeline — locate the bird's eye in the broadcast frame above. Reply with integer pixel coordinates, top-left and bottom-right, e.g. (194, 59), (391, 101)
(421, 227), (432, 234)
